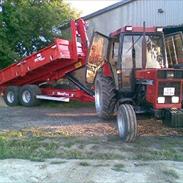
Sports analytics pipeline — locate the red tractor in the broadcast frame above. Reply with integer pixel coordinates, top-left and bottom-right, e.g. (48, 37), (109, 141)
(86, 25), (183, 142)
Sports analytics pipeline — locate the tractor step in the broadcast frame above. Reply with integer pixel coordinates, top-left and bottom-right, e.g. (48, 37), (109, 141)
(163, 109), (183, 128)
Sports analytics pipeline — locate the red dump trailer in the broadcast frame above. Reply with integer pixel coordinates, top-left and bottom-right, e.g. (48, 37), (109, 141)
(0, 19), (94, 107)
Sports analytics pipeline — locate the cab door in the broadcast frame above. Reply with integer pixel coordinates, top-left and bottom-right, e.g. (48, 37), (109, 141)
(165, 32), (183, 67)
(85, 32), (109, 84)
(120, 35), (143, 93)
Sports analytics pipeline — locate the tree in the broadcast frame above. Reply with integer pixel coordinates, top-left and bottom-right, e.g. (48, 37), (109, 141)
(0, 0), (79, 69)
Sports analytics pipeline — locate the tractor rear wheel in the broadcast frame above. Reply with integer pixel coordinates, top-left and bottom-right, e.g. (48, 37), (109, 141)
(19, 85), (41, 107)
(3, 86), (20, 106)
(95, 74), (116, 119)
(117, 104), (137, 142)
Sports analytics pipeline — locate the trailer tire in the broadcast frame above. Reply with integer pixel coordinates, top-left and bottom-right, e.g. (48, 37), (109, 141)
(19, 85), (41, 107)
(95, 74), (116, 119)
(117, 104), (137, 142)
(4, 86), (20, 106)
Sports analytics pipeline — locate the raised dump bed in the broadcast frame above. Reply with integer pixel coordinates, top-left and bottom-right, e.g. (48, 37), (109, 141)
(0, 39), (84, 86)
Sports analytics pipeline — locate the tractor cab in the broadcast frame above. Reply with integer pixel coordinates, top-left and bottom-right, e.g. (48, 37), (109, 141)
(86, 26), (167, 89)
(109, 26), (166, 94)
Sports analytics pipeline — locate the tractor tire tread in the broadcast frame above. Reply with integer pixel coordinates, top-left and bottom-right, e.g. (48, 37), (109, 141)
(117, 104), (137, 142)
(95, 75), (116, 119)
(19, 85), (41, 107)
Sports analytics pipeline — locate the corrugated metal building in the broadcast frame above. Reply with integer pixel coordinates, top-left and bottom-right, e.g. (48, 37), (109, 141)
(83, 0), (183, 39)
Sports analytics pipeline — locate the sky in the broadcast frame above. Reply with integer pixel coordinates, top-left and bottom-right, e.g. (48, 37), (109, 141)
(67, 0), (121, 16)
(0, 1), (121, 15)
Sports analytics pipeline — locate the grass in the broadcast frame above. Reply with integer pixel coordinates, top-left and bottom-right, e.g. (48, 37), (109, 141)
(0, 129), (183, 161)
(50, 160), (67, 165)
(93, 164), (110, 167)
(131, 137), (183, 161)
(111, 163), (125, 172)
(162, 169), (179, 179)
(79, 162), (91, 166)
(0, 130), (24, 138)
(134, 162), (149, 167)
(0, 136), (58, 161)
(134, 149), (183, 161)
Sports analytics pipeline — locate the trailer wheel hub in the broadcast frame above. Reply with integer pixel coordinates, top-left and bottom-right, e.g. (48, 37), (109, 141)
(7, 91), (15, 104)
(22, 90), (31, 104)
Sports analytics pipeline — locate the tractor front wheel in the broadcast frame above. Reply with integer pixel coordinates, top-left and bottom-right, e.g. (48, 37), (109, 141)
(117, 104), (137, 142)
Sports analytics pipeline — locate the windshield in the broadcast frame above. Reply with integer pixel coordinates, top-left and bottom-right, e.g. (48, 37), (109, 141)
(121, 34), (165, 69)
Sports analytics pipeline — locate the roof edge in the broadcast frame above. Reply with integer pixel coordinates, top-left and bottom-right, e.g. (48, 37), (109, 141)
(82, 0), (135, 20)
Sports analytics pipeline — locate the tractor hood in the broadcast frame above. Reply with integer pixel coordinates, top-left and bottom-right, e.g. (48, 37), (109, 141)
(136, 68), (183, 109)
(136, 68), (183, 80)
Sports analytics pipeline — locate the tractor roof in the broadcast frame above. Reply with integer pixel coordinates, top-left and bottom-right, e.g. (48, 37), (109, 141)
(110, 26), (163, 38)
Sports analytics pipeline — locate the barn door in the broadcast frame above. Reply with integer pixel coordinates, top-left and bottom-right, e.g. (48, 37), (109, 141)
(165, 32), (183, 67)
(85, 32), (109, 84)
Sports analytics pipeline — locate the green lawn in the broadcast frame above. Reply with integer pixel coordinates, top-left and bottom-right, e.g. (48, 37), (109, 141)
(0, 129), (183, 162)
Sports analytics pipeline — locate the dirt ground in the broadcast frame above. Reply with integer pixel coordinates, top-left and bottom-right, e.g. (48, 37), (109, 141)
(0, 159), (183, 183)
(0, 98), (183, 183)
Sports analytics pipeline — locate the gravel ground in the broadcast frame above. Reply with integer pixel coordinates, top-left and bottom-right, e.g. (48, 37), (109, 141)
(0, 97), (183, 136)
(0, 97), (103, 131)
(0, 106), (103, 130)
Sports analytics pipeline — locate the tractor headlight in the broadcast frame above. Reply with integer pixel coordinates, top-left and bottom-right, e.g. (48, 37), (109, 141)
(156, 27), (163, 32)
(172, 96), (179, 104)
(158, 97), (165, 104)
(117, 69), (122, 74)
(125, 26), (133, 31)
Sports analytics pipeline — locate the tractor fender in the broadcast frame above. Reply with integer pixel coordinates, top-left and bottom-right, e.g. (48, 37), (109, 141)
(102, 62), (113, 78)
(118, 98), (135, 106)
(94, 62), (113, 82)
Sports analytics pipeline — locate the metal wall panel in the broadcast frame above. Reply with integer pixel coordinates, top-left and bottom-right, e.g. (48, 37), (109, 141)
(86, 0), (183, 38)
